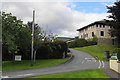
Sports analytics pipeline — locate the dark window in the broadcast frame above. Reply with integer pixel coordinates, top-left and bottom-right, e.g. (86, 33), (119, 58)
(86, 34), (88, 37)
(99, 24), (102, 28)
(92, 32), (94, 37)
(103, 25), (105, 28)
(100, 31), (104, 36)
(96, 24), (98, 27)
(84, 34), (88, 38)
(110, 26), (112, 28)
(111, 34), (114, 37)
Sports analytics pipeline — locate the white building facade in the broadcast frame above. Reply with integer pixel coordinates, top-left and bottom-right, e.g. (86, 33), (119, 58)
(77, 20), (116, 45)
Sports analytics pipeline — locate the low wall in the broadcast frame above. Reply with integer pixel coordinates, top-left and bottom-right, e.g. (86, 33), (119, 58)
(110, 60), (120, 73)
(97, 38), (112, 45)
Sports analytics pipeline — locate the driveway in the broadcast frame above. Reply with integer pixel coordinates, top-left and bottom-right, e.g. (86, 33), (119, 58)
(2, 49), (110, 78)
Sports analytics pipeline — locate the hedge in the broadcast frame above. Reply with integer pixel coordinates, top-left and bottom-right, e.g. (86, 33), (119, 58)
(36, 42), (68, 59)
(2, 41), (68, 61)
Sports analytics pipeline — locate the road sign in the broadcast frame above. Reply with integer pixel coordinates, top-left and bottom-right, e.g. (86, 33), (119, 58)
(15, 55), (22, 61)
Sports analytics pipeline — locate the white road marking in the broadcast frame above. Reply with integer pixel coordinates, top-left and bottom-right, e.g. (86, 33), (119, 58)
(14, 73), (33, 78)
(98, 60), (102, 68)
(1, 76), (9, 78)
(102, 61), (105, 68)
(82, 58), (96, 64)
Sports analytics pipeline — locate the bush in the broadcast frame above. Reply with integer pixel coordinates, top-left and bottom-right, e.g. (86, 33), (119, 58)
(68, 41), (76, 48)
(87, 35), (97, 46)
(68, 39), (88, 48)
(87, 40), (97, 46)
(3, 41), (68, 60)
(68, 36), (98, 48)
(75, 39), (87, 47)
(116, 48), (120, 61)
(36, 41), (68, 59)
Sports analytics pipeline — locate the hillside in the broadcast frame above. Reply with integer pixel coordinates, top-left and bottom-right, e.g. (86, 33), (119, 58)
(74, 45), (117, 61)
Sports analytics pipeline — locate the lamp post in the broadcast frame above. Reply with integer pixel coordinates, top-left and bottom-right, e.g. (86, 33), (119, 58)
(31, 10), (35, 66)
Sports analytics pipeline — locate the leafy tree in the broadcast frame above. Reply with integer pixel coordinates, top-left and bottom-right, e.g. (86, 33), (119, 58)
(2, 12), (32, 60)
(27, 22), (44, 51)
(16, 27), (31, 54)
(2, 12), (23, 54)
(93, 35), (98, 42)
(107, 1), (120, 45)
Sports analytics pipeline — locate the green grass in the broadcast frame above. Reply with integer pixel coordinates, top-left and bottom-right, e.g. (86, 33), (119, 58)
(2, 56), (71, 71)
(32, 69), (110, 78)
(74, 45), (117, 61)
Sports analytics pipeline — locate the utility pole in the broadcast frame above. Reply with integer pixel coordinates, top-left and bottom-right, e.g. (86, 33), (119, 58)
(31, 10), (35, 66)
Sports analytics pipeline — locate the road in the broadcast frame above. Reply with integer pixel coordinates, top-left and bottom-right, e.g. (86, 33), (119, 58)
(2, 49), (108, 78)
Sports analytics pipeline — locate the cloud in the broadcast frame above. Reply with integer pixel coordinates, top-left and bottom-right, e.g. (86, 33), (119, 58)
(2, 0), (115, 2)
(102, 2), (115, 7)
(2, 2), (109, 37)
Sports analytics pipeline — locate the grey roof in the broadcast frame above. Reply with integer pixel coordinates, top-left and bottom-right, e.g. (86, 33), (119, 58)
(77, 19), (112, 31)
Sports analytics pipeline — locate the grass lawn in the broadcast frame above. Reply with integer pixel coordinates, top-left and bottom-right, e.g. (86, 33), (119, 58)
(2, 55), (71, 71)
(32, 69), (110, 78)
(74, 45), (117, 61)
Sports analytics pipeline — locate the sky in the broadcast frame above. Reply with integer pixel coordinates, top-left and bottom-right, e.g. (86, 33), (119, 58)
(2, 0), (115, 38)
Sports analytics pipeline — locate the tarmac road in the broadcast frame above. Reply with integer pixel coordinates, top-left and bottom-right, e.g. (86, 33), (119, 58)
(2, 49), (108, 78)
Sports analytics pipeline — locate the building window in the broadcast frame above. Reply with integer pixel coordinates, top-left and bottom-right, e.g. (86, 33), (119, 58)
(85, 34), (88, 38)
(92, 32), (94, 37)
(111, 34), (114, 37)
(100, 31), (104, 36)
(87, 34), (88, 37)
(103, 25), (105, 28)
(99, 24), (102, 28)
(110, 26), (112, 28)
(96, 24), (98, 27)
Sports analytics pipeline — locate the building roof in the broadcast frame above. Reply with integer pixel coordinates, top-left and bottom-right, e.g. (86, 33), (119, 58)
(77, 19), (112, 31)
(57, 37), (74, 41)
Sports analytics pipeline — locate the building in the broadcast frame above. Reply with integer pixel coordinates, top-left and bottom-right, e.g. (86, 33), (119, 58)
(57, 37), (74, 42)
(77, 20), (116, 45)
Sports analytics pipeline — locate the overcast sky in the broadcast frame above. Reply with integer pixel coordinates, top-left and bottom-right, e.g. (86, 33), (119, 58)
(2, 0), (115, 38)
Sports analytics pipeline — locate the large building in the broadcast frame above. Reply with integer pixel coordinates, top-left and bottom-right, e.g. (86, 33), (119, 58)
(57, 37), (74, 42)
(77, 20), (116, 45)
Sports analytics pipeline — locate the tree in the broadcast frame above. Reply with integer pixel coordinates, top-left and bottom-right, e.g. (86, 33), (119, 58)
(2, 12), (23, 54)
(107, 1), (120, 45)
(2, 12), (32, 60)
(27, 22), (44, 51)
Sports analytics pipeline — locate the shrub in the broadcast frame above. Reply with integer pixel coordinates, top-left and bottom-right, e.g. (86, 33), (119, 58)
(93, 35), (98, 42)
(75, 39), (87, 47)
(87, 35), (98, 46)
(68, 37), (98, 48)
(68, 41), (75, 48)
(2, 44), (13, 61)
(116, 48), (120, 61)
(36, 41), (68, 59)
(68, 39), (87, 48)
(87, 40), (97, 46)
